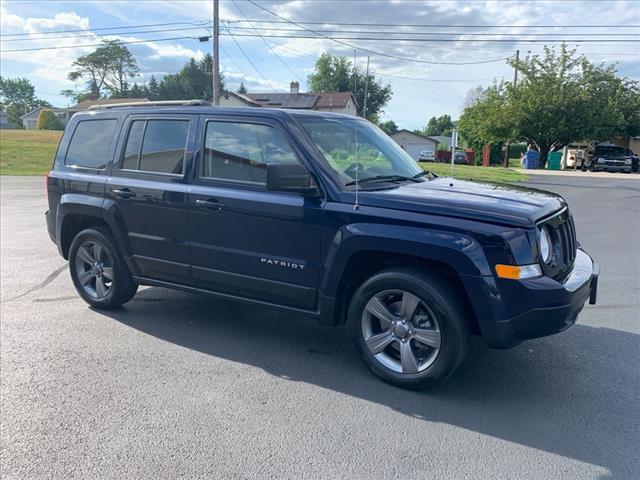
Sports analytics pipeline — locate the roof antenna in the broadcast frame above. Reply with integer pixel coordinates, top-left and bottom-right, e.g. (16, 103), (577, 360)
(354, 121), (360, 211)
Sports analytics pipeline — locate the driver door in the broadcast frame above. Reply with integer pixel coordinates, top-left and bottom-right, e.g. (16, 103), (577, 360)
(188, 115), (324, 310)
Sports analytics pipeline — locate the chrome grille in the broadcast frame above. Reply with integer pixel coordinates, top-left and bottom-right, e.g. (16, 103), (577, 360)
(540, 208), (578, 281)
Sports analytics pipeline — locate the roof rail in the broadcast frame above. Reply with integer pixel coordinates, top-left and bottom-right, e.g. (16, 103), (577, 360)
(88, 99), (210, 110)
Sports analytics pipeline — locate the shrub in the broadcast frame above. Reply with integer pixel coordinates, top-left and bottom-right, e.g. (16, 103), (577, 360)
(36, 109), (63, 130)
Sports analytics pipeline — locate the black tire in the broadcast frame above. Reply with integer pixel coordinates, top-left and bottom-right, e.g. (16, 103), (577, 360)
(347, 267), (469, 389)
(68, 227), (138, 309)
(581, 161), (587, 172)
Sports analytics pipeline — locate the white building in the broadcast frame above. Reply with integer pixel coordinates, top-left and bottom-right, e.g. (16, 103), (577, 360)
(390, 130), (439, 161)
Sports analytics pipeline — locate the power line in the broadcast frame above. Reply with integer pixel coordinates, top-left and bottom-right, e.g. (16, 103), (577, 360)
(244, 0), (508, 65)
(227, 26), (640, 37)
(227, 19), (639, 29)
(2, 35), (197, 53)
(1, 25), (213, 43)
(222, 33), (640, 44)
(230, 0), (303, 83)
(0, 20), (208, 38)
(225, 27), (269, 82)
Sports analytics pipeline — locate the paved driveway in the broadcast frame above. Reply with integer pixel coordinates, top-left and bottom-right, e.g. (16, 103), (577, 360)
(1, 175), (638, 480)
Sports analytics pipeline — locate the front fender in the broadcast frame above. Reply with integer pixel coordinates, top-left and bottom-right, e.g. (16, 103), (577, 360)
(320, 222), (492, 298)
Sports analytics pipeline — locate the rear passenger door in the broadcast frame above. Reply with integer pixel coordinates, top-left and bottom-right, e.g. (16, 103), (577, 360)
(106, 114), (198, 285)
(188, 116), (324, 310)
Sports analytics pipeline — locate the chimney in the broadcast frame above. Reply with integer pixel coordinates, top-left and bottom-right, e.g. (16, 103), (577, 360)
(290, 81), (300, 94)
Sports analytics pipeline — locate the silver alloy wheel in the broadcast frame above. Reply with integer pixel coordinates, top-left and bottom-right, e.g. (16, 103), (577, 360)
(361, 289), (441, 374)
(74, 240), (114, 299)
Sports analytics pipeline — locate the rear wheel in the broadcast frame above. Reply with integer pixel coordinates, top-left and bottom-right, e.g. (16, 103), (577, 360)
(69, 227), (137, 309)
(348, 268), (469, 389)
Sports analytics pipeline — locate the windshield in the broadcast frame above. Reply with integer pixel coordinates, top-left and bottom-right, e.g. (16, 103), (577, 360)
(295, 116), (423, 187)
(595, 146), (627, 156)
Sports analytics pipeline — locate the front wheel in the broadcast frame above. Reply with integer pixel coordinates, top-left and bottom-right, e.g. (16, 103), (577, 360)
(69, 227), (138, 309)
(347, 268), (469, 389)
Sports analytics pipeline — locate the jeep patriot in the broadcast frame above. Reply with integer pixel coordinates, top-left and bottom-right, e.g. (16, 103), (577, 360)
(45, 101), (599, 388)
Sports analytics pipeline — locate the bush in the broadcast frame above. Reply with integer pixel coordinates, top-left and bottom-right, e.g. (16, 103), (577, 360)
(36, 109), (63, 130)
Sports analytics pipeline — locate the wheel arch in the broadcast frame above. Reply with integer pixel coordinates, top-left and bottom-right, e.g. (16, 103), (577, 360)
(318, 224), (490, 334)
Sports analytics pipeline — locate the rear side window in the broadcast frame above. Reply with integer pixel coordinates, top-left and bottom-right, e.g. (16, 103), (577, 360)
(121, 119), (189, 175)
(203, 121), (299, 184)
(65, 119), (117, 169)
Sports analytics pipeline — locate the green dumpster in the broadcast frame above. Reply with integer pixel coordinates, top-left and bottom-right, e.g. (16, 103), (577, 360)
(547, 151), (562, 170)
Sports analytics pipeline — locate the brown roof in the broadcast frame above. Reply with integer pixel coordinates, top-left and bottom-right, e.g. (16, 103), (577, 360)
(69, 98), (149, 110)
(314, 91), (357, 108)
(243, 91), (357, 110)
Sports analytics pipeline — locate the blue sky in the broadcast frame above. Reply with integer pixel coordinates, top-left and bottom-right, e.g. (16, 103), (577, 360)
(1, 0), (638, 129)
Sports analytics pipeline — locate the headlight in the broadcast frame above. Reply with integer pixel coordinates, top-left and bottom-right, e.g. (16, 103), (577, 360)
(597, 157), (605, 164)
(539, 226), (552, 263)
(625, 159), (632, 165)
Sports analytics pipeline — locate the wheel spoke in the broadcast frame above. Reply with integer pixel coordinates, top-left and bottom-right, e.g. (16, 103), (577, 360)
(102, 267), (114, 281)
(400, 341), (419, 373)
(78, 269), (94, 286)
(95, 276), (108, 297)
(93, 243), (103, 263)
(412, 328), (441, 349)
(401, 292), (420, 321)
(77, 246), (95, 265)
(365, 296), (396, 327)
(365, 331), (395, 354)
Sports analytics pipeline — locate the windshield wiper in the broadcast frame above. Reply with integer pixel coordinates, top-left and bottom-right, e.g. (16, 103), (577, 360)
(413, 170), (438, 179)
(345, 175), (421, 186)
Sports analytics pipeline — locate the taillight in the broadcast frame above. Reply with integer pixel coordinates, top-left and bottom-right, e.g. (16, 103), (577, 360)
(569, 156), (575, 160)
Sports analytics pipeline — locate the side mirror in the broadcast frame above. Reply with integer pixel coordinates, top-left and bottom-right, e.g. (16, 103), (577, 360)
(266, 163), (319, 196)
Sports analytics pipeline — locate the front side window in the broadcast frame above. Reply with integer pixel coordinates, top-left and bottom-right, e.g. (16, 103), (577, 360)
(294, 116), (422, 187)
(203, 121), (300, 184)
(65, 119), (117, 169)
(121, 119), (189, 175)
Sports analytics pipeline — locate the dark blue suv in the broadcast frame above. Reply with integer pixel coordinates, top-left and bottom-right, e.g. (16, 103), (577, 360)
(46, 101), (599, 388)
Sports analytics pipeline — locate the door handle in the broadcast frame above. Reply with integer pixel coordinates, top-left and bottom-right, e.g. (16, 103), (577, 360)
(195, 199), (225, 211)
(112, 188), (136, 199)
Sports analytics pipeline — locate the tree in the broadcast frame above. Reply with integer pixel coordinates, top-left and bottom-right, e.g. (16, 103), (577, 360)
(308, 53), (392, 122)
(66, 40), (139, 99)
(458, 44), (640, 166)
(156, 54), (224, 101)
(378, 120), (399, 136)
(424, 114), (455, 136)
(0, 77), (51, 128)
(237, 82), (248, 94)
(147, 76), (160, 100)
(36, 109), (63, 130)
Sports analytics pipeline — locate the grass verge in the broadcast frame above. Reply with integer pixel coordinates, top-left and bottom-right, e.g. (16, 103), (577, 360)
(422, 162), (529, 183)
(0, 130), (62, 175)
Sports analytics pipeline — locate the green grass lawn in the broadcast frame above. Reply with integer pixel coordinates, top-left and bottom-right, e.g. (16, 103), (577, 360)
(421, 162), (528, 183)
(0, 130), (62, 175)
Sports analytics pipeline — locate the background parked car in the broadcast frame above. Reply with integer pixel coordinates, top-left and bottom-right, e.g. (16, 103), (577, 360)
(418, 150), (435, 162)
(581, 143), (634, 173)
(561, 146), (586, 169)
(453, 151), (467, 164)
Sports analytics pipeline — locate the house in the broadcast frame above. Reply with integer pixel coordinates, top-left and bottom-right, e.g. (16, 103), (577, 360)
(429, 135), (453, 149)
(21, 98), (149, 130)
(612, 136), (640, 155)
(219, 82), (358, 116)
(390, 130), (438, 161)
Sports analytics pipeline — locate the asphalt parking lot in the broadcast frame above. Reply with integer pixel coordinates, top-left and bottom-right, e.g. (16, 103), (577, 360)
(1, 174), (639, 480)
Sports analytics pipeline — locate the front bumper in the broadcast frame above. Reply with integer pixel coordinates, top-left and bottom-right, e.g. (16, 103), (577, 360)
(478, 249), (599, 348)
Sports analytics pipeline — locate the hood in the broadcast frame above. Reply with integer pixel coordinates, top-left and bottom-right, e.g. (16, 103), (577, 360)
(354, 177), (566, 227)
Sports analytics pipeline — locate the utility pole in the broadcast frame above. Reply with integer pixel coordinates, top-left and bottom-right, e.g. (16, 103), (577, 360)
(362, 56), (370, 120)
(212, 0), (220, 105)
(503, 49), (519, 168)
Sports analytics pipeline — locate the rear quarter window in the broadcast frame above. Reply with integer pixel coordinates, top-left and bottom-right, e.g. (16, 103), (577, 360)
(65, 119), (118, 169)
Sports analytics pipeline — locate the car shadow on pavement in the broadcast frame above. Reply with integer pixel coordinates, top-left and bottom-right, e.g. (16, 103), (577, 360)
(101, 287), (638, 480)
